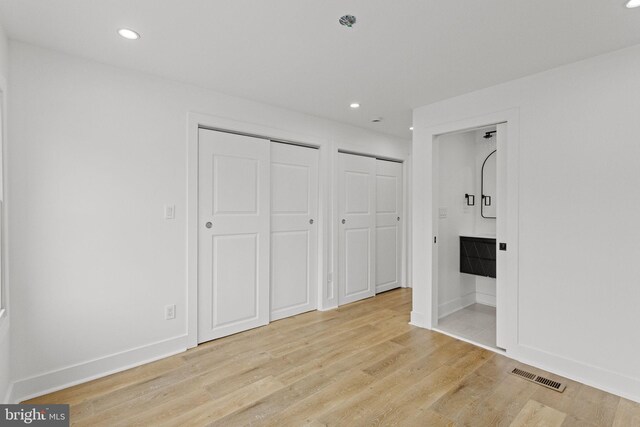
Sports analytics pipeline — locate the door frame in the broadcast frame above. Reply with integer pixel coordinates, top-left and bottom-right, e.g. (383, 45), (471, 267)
(0, 76), (7, 324)
(411, 108), (519, 355)
(187, 113), (328, 348)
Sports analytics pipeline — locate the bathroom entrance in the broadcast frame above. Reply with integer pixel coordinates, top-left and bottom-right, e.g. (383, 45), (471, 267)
(431, 123), (509, 351)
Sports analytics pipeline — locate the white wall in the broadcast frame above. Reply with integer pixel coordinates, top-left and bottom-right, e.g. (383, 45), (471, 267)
(7, 41), (410, 401)
(436, 131), (477, 317)
(413, 44), (640, 402)
(0, 21), (10, 404)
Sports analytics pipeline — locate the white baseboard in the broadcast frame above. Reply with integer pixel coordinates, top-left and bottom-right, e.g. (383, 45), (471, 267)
(318, 303), (338, 312)
(512, 344), (640, 404)
(376, 283), (401, 294)
(475, 292), (496, 307)
(3, 383), (13, 405)
(438, 293), (476, 319)
(9, 334), (188, 404)
(0, 317), (11, 404)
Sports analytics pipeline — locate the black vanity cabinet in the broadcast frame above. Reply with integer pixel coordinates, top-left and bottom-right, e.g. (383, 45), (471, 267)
(460, 236), (496, 278)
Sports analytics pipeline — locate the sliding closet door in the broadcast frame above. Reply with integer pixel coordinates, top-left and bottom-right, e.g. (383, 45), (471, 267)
(198, 129), (270, 343)
(375, 160), (403, 293)
(270, 143), (319, 321)
(338, 153), (376, 305)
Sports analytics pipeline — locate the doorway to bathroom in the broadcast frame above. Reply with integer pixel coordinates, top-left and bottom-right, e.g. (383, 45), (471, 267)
(431, 122), (511, 352)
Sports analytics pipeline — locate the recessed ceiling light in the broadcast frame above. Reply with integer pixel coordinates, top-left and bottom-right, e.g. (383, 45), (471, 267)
(410, 127), (414, 131)
(118, 28), (140, 40)
(350, 103), (360, 109)
(627, 0), (640, 7)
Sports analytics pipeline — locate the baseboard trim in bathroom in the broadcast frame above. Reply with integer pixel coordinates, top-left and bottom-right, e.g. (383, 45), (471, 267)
(438, 293), (476, 319)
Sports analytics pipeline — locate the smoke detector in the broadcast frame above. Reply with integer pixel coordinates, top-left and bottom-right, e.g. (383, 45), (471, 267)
(339, 15), (357, 28)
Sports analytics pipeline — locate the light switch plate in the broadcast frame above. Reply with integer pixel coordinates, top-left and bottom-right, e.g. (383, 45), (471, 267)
(165, 304), (176, 320)
(164, 205), (175, 220)
(439, 208), (448, 219)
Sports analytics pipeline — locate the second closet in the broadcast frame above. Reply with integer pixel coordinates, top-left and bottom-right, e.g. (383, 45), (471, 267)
(338, 152), (403, 305)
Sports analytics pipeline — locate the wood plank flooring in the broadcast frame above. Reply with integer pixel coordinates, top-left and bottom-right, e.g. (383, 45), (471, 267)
(26, 289), (640, 426)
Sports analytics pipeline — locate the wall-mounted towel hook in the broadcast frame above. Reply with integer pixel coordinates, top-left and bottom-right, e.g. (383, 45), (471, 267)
(465, 194), (475, 206)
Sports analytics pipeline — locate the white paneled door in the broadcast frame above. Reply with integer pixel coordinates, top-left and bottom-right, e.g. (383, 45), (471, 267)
(270, 142), (319, 321)
(198, 129), (270, 344)
(375, 160), (403, 293)
(338, 153), (376, 305)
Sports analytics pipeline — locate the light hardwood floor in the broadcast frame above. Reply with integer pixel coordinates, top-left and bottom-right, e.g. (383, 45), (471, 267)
(26, 289), (639, 426)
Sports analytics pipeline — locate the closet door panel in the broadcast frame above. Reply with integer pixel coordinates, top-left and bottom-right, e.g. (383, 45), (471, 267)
(198, 129), (270, 343)
(339, 153), (376, 305)
(270, 143), (319, 320)
(375, 160), (403, 293)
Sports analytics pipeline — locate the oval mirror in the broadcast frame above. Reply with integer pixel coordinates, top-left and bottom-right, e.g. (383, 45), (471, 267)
(481, 150), (497, 219)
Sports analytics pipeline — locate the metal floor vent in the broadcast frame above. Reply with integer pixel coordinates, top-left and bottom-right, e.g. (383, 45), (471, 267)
(510, 368), (567, 393)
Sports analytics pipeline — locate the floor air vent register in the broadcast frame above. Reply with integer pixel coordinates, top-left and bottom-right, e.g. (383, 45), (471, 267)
(510, 368), (567, 393)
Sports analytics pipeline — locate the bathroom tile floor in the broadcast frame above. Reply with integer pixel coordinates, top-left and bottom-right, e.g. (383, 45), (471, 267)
(438, 303), (497, 349)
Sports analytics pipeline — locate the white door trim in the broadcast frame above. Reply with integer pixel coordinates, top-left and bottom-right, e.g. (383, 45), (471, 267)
(187, 113), (330, 349)
(411, 108), (520, 355)
(0, 75), (9, 328)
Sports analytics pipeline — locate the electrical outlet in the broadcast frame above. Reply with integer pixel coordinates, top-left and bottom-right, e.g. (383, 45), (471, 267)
(164, 205), (175, 220)
(165, 304), (176, 320)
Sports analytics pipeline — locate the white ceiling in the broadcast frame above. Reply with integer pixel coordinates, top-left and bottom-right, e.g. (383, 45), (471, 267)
(1, 1), (640, 137)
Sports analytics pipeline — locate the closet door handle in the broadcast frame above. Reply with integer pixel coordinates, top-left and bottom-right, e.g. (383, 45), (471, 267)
(341, 219), (346, 224)
(205, 222), (213, 229)
(309, 219), (314, 225)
